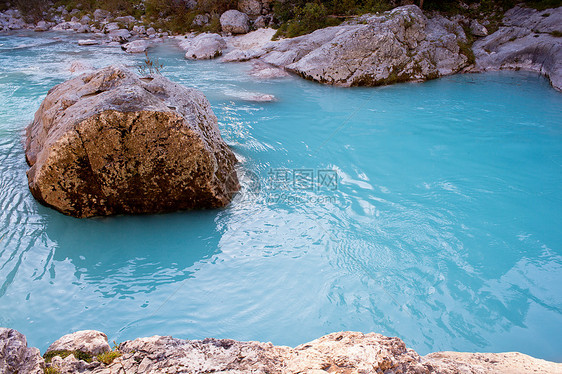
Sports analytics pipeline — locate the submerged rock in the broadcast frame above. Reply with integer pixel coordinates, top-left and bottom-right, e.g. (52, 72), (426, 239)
(0, 328), (43, 374)
(122, 39), (151, 53)
(25, 65), (239, 218)
(472, 6), (562, 91)
(249, 61), (289, 79)
(224, 89), (276, 102)
(69, 60), (94, 73)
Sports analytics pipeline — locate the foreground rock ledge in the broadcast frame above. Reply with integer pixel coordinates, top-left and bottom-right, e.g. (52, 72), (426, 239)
(25, 66), (239, 218)
(1, 329), (561, 374)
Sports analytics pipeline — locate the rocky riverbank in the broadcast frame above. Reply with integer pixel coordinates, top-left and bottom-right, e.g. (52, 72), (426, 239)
(216, 4), (561, 90)
(1, 3), (560, 90)
(222, 5), (472, 86)
(1, 328), (561, 373)
(472, 5), (562, 91)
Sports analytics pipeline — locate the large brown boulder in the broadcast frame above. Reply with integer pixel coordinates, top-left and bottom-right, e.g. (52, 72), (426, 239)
(25, 65), (239, 218)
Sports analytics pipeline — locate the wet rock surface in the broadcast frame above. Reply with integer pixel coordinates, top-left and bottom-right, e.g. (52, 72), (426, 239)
(25, 65), (239, 218)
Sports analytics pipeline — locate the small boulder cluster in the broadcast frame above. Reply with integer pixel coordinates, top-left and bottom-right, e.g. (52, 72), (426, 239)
(0, 1), (273, 55)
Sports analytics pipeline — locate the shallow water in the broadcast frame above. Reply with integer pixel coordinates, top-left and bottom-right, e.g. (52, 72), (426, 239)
(0, 31), (561, 361)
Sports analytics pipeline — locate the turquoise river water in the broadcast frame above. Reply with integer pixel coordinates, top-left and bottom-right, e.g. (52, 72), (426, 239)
(0, 31), (561, 361)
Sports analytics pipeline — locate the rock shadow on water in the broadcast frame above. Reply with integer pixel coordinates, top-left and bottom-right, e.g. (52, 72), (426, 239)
(43, 209), (225, 298)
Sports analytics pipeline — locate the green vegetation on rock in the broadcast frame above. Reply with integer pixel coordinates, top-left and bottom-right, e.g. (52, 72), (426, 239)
(43, 350), (93, 363)
(43, 367), (61, 374)
(97, 350), (122, 365)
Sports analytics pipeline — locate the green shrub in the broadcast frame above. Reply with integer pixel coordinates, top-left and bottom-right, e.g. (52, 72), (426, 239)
(43, 350), (93, 363)
(13, 0), (50, 22)
(523, 0), (562, 10)
(0, 0), (10, 12)
(196, 0), (238, 14)
(145, 0), (204, 34)
(44, 367), (61, 374)
(360, 0), (391, 13)
(274, 2), (341, 39)
(458, 41), (475, 65)
(97, 350), (121, 365)
(201, 14), (222, 33)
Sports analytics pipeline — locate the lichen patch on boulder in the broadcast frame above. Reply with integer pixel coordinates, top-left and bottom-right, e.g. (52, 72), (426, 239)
(25, 65), (240, 218)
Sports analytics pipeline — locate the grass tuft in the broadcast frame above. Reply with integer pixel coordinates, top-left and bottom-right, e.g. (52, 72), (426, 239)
(97, 350), (121, 365)
(43, 350), (93, 363)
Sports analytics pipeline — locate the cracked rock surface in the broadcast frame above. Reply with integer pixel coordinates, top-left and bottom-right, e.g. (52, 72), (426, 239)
(225, 5), (469, 87)
(0, 328), (43, 374)
(46, 331), (111, 356)
(472, 5), (562, 91)
(25, 65), (239, 218)
(2, 329), (561, 373)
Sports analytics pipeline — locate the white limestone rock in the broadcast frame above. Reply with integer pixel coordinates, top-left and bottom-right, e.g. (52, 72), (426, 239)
(239, 5), (468, 86)
(472, 6), (562, 91)
(46, 330), (111, 356)
(220, 10), (250, 34)
(123, 39), (151, 53)
(0, 328), (44, 374)
(182, 33), (227, 60)
(238, 0), (262, 16)
(108, 28), (131, 43)
(78, 39), (100, 46)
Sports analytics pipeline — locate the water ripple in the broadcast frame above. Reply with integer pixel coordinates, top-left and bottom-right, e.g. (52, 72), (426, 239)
(0, 31), (561, 361)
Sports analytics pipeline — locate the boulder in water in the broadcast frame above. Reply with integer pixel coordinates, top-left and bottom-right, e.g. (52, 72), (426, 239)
(182, 33), (227, 59)
(25, 65), (239, 218)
